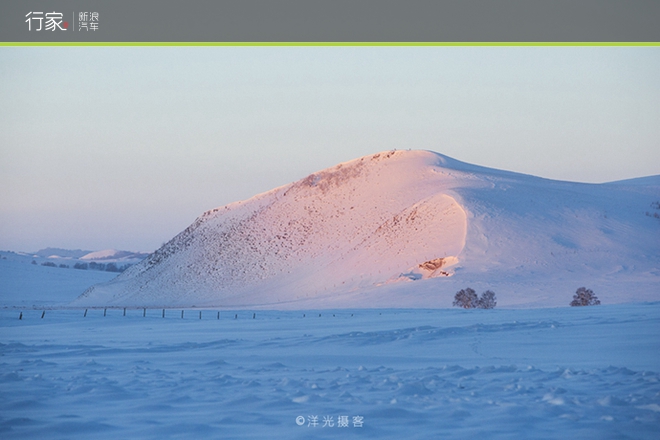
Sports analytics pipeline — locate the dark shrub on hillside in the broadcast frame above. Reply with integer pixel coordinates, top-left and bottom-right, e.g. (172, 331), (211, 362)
(570, 287), (600, 306)
(477, 290), (497, 309)
(453, 288), (479, 309)
(105, 263), (120, 272)
(454, 288), (498, 309)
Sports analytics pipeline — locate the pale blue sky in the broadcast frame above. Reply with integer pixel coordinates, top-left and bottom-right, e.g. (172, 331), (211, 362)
(1, 47), (659, 252)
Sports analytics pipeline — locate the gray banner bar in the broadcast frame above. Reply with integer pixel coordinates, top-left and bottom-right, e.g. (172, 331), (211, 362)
(1, 0), (659, 42)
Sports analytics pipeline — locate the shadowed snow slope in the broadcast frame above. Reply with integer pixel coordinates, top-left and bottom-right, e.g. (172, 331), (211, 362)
(73, 150), (660, 308)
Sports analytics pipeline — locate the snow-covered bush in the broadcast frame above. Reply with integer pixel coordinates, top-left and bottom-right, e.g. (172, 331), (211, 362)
(453, 288), (497, 309)
(477, 290), (497, 309)
(570, 287), (600, 306)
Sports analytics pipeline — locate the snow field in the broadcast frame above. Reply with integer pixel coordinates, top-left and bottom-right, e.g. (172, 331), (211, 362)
(0, 259), (117, 308)
(1, 304), (659, 439)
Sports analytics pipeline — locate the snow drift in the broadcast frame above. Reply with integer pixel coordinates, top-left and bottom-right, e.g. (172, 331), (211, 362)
(74, 150), (660, 308)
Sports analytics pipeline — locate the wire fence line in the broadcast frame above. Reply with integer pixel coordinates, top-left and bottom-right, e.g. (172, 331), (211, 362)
(6, 308), (359, 321)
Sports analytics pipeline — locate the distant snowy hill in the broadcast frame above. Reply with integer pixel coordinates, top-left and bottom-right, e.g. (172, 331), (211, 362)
(74, 150), (660, 309)
(1, 248), (150, 265)
(33, 248), (93, 259)
(79, 249), (151, 262)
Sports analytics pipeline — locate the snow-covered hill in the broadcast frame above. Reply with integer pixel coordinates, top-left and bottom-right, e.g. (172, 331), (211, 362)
(74, 150), (660, 308)
(32, 248), (92, 259)
(79, 249), (150, 262)
(1, 248), (150, 265)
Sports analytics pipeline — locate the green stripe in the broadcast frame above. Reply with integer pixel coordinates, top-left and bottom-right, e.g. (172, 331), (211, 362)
(1, 42), (659, 47)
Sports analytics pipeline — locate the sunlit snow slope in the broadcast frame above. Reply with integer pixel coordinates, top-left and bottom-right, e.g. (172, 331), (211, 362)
(74, 150), (660, 308)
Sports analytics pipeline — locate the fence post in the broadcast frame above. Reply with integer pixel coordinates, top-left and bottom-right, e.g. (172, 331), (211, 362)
(84, 309), (87, 317)
(41, 311), (45, 319)
(104, 308), (107, 317)
(123, 308), (126, 316)
(143, 308), (146, 317)
(199, 311), (202, 320)
(19, 312), (22, 320)
(217, 311), (220, 320)
(162, 309), (165, 318)
(181, 310), (184, 319)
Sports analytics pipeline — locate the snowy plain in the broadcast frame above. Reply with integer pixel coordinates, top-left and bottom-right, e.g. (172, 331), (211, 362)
(1, 259), (659, 439)
(2, 150), (659, 438)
